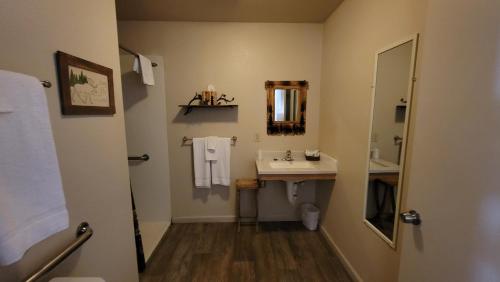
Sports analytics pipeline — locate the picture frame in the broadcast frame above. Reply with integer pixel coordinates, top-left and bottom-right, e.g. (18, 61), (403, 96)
(56, 51), (115, 115)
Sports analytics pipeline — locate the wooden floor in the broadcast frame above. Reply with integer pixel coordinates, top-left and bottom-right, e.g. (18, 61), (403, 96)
(140, 222), (352, 282)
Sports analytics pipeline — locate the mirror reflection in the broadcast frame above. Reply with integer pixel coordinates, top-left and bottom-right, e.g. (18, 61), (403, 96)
(265, 81), (308, 135)
(364, 37), (417, 245)
(274, 88), (300, 122)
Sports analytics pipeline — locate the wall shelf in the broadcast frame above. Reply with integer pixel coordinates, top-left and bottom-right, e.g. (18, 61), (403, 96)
(178, 104), (238, 115)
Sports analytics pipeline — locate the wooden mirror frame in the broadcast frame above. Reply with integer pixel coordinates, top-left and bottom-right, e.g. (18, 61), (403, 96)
(265, 80), (308, 135)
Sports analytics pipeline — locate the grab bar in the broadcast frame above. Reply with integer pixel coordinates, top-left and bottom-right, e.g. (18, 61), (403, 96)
(128, 154), (150, 161)
(23, 222), (93, 282)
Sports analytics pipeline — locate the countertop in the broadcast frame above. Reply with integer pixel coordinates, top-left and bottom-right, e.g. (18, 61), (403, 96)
(369, 159), (399, 174)
(255, 151), (338, 176)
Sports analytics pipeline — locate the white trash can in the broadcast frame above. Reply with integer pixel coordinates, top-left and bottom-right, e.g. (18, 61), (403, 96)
(301, 203), (320, 231)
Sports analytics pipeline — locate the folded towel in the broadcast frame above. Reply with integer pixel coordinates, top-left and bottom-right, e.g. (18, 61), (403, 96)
(193, 138), (211, 188)
(133, 54), (155, 86)
(0, 70), (69, 266)
(305, 149), (320, 157)
(211, 138), (231, 186)
(205, 136), (218, 161)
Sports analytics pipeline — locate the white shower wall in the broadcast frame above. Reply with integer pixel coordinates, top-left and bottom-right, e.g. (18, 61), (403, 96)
(120, 55), (172, 261)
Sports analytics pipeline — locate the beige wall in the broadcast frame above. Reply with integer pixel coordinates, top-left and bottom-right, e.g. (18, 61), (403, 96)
(0, 1), (138, 282)
(317, 0), (427, 281)
(399, 0), (500, 280)
(117, 22), (323, 222)
(371, 41), (413, 164)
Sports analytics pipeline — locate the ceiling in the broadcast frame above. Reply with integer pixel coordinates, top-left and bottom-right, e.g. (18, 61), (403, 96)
(116, 0), (343, 23)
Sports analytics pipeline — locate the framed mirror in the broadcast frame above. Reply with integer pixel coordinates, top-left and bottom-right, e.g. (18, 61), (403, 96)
(265, 80), (308, 135)
(363, 35), (419, 247)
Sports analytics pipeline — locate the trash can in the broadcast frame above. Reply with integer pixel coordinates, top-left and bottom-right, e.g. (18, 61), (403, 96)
(301, 203), (320, 231)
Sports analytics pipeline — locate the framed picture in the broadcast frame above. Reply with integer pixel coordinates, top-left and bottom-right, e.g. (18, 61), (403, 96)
(56, 51), (115, 115)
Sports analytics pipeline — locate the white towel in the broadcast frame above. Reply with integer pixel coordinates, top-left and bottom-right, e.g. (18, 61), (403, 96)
(133, 54), (155, 86)
(192, 138), (211, 188)
(0, 70), (69, 266)
(211, 138), (231, 186)
(205, 136), (218, 161)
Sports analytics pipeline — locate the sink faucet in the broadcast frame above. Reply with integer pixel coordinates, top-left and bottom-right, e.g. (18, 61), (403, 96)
(283, 150), (294, 161)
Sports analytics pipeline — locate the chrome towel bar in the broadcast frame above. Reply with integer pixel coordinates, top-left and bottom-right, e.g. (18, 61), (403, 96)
(182, 136), (237, 145)
(23, 222), (93, 282)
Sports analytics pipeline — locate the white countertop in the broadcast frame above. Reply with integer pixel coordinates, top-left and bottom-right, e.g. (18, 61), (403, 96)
(369, 159), (399, 173)
(256, 151), (338, 175)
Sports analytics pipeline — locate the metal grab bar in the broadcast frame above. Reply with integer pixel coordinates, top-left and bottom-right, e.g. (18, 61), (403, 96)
(23, 222), (93, 282)
(128, 154), (150, 161)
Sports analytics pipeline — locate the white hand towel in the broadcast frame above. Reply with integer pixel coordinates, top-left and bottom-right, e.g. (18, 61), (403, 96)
(211, 138), (231, 186)
(138, 54), (155, 86)
(205, 136), (218, 161)
(0, 70), (69, 266)
(133, 57), (140, 73)
(193, 138), (211, 188)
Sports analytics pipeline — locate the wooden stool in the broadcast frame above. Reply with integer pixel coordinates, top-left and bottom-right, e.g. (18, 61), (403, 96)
(235, 179), (259, 232)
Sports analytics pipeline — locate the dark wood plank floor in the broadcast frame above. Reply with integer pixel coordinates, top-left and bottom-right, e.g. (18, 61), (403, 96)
(140, 222), (352, 282)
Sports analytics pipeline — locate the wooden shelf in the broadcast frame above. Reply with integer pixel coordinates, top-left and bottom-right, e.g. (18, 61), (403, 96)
(178, 104), (238, 115)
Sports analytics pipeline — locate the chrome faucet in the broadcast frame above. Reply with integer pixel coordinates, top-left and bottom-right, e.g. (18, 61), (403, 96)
(283, 150), (294, 161)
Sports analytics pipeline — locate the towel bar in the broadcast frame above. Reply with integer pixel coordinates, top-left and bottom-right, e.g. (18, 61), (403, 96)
(119, 45), (158, 67)
(23, 222), (93, 282)
(182, 136), (237, 145)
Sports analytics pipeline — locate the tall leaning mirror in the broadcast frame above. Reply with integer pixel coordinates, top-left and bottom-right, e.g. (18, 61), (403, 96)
(363, 35), (419, 247)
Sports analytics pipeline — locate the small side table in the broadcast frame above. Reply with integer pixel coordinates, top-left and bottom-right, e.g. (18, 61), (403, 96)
(235, 179), (259, 232)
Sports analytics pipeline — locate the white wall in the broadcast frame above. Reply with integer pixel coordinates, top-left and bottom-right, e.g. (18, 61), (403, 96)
(117, 22), (323, 222)
(317, 0), (427, 281)
(0, 1), (138, 281)
(120, 55), (172, 261)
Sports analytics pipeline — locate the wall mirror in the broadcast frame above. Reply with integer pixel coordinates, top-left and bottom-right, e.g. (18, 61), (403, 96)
(364, 35), (418, 247)
(265, 80), (307, 135)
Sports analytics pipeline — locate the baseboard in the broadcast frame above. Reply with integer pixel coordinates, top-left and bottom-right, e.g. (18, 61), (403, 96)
(172, 215), (236, 223)
(258, 214), (300, 222)
(319, 225), (363, 282)
(172, 215), (303, 223)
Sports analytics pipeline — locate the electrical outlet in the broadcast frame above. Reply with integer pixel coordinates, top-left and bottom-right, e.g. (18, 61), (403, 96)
(255, 133), (261, 142)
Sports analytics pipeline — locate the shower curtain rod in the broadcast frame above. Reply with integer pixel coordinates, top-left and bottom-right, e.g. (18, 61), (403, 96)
(119, 45), (158, 67)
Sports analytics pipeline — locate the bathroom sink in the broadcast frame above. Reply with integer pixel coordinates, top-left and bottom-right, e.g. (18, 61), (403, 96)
(371, 159), (391, 167)
(269, 161), (315, 169)
(369, 159), (399, 173)
(255, 151), (337, 180)
(255, 151), (338, 206)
